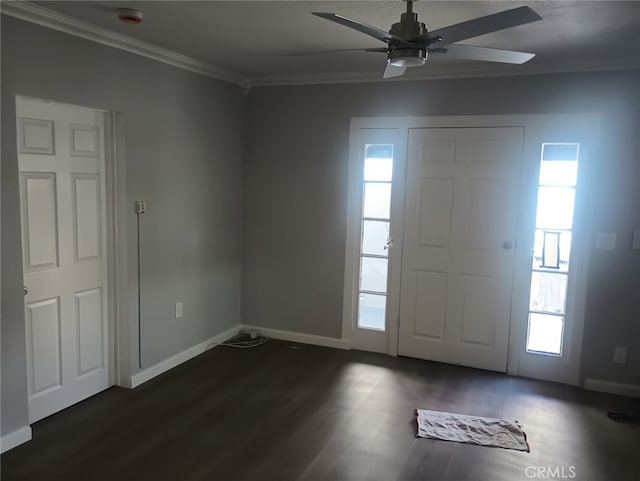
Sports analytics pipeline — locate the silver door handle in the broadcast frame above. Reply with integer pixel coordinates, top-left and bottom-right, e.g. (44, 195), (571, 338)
(502, 241), (513, 250)
(24, 286), (28, 296)
(384, 239), (394, 250)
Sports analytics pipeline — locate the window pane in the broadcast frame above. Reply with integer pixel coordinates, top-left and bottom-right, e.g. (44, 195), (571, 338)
(364, 157), (393, 181)
(358, 293), (386, 330)
(535, 187), (575, 229)
(527, 313), (563, 354)
(360, 256), (388, 293)
(362, 220), (389, 257)
(366, 144), (393, 159)
(363, 182), (391, 219)
(532, 230), (572, 272)
(539, 161), (578, 186)
(542, 143), (578, 162)
(529, 272), (568, 314)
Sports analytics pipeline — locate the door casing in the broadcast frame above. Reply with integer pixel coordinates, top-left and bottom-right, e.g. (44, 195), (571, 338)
(16, 95), (132, 422)
(343, 114), (599, 386)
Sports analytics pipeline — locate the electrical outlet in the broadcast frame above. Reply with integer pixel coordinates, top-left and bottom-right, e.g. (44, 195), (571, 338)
(613, 346), (627, 364)
(175, 301), (183, 319)
(135, 201), (147, 214)
(633, 228), (640, 250)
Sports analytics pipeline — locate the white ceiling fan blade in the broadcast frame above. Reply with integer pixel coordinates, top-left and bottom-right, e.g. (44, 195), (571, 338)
(383, 63), (407, 79)
(284, 48), (388, 57)
(312, 12), (410, 46)
(422, 6), (542, 46)
(440, 44), (535, 64)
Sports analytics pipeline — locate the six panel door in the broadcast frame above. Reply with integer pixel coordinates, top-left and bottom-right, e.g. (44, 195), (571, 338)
(397, 127), (524, 372)
(17, 97), (109, 423)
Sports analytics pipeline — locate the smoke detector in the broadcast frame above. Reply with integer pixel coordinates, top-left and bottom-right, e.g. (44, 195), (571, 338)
(117, 8), (143, 25)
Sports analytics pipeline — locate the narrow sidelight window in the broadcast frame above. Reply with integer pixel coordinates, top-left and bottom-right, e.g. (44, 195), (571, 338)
(526, 143), (580, 355)
(357, 144), (393, 331)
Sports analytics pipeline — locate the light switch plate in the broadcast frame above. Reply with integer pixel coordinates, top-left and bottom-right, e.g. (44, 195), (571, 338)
(613, 346), (627, 364)
(596, 233), (616, 250)
(175, 301), (183, 319)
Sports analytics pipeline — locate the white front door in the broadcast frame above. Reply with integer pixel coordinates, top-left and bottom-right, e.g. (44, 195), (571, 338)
(397, 127), (524, 372)
(17, 97), (110, 423)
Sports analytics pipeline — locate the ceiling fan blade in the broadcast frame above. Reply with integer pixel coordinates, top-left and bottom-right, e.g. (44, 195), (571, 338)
(284, 48), (387, 57)
(419, 6), (542, 46)
(437, 44), (535, 64)
(383, 63), (407, 79)
(312, 12), (410, 46)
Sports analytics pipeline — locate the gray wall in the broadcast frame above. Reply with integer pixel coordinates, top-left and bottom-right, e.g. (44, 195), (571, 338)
(1, 16), (244, 435)
(244, 70), (640, 385)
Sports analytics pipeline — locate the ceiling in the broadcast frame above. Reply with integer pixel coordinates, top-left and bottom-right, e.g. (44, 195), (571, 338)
(30, 1), (640, 84)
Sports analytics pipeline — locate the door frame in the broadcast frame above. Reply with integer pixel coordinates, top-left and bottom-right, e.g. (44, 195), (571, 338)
(343, 114), (599, 385)
(16, 95), (131, 402)
(509, 115), (600, 385)
(342, 128), (406, 354)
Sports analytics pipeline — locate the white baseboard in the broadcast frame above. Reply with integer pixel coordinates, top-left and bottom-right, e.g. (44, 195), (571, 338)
(130, 324), (241, 388)
(1, 426), (32, 453)
(241, 324), (351, 350)
(584, 378), (640, 398)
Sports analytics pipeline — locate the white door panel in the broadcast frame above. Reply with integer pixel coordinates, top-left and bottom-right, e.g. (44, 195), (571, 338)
(75, 287), (105, 376)
(17, 97), (110, 423)
(25, 297), (62, 395)
(21, 173), (59, 271)
(72, 174), (102, 261)
(398, 127), (523, 372)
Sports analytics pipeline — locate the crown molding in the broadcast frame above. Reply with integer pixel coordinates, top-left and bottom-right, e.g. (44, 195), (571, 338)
(1, 1), (252, 90)
(3, 2), (638, 91)
(251, 57), (640, 87)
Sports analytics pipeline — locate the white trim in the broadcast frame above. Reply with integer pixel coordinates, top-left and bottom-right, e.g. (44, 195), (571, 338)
(345, 114), (596, 384)
(108, 112), (131, 389)
(342, 127), (406, 355)
(130, 325), (241, 388)
(584, 379), (640, 399)
(341, 126), (365, 344)
(251, 57), (640, 87)
(3, 3), (637, 90)
(242, 325), (351, 350)
(385, 128), (408, 357)
(0, 426), (32, 453)
(1, 1), (251, 90)
(508, 114), (600, 386)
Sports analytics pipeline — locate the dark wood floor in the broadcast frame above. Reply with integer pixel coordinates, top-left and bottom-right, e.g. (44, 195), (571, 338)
(2, 341), (639, 481)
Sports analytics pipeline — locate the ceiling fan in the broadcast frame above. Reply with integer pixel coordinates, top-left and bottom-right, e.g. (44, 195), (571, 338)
(311, 1), (542, 79)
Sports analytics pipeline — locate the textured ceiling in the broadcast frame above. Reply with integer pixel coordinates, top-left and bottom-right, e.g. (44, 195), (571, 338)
(32, 1), (640, 84)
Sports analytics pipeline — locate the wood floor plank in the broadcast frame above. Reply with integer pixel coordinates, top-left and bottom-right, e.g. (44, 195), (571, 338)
(2, 341), (638, 480)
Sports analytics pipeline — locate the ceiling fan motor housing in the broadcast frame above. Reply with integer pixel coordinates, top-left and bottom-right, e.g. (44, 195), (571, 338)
(390, 11), (425, 41)
(389, 11), (427, 66)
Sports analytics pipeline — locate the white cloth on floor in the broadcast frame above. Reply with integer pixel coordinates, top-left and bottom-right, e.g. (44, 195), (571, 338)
(416, 408), (530, 452)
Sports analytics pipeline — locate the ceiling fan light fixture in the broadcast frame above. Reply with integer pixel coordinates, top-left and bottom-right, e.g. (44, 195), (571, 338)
(389, 56), (426, 68)
(388, 48), (427, 68)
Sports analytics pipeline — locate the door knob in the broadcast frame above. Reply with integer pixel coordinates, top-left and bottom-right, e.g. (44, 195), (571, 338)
(502, 241), (513, 250)
(24, 286), (28, 296)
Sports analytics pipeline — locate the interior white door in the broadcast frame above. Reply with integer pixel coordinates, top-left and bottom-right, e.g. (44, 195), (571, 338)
(398, 127), (523, 372)
(17, 97), (110, 423)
